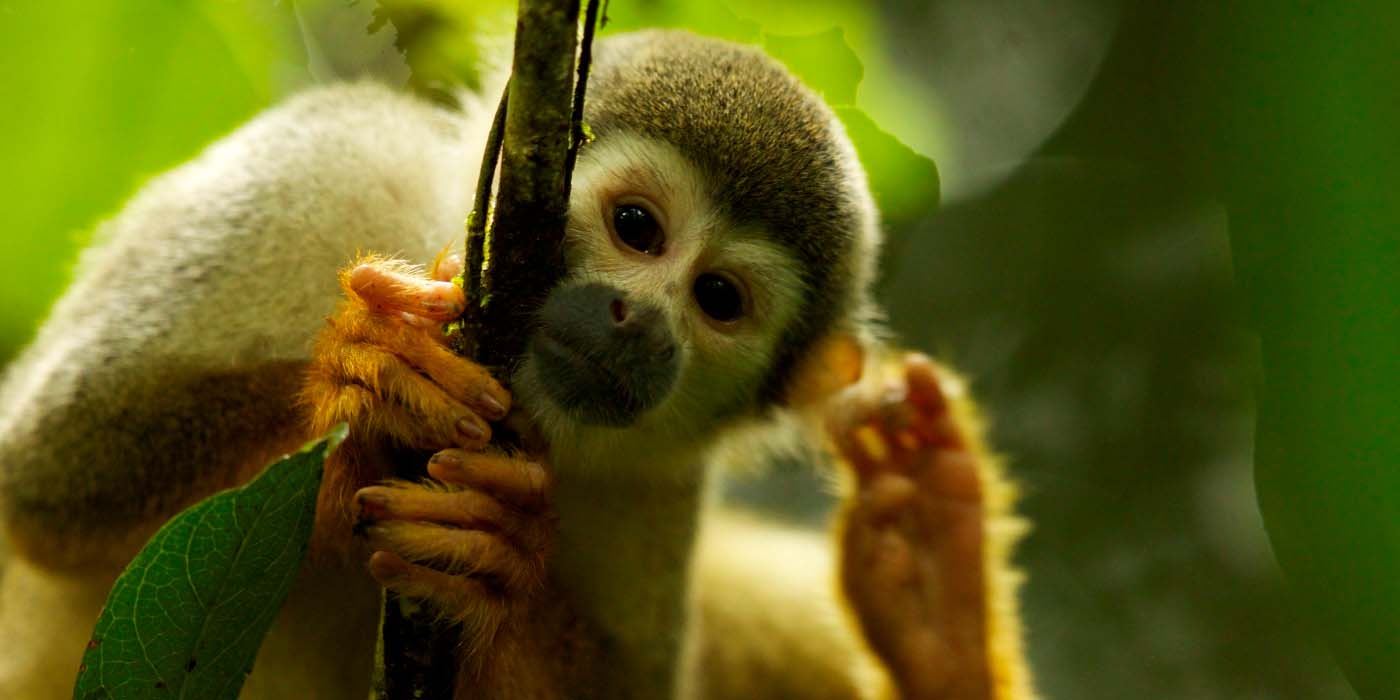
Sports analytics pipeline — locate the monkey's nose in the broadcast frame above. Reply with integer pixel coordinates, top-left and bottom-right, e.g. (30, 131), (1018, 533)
(610, 298), (629, 325)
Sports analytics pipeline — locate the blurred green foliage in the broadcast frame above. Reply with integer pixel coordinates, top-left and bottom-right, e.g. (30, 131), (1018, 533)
(0, 0), (283, 360)
(1208, 5), (1400, 697)
(2, 1), (1394, 699)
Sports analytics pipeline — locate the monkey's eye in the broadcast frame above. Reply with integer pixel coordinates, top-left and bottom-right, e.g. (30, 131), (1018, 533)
(693, 273), (744, 323)
(612, 203), (665, 255)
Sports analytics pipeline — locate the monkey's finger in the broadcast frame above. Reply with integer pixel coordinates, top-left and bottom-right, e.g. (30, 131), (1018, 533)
(831, 422), (891, 478)
(357, 481), (552, 572)
(901, 354), (948, 415)
(366, 521), (546, 595)
(338, 306), (509, 419)
(348, 263), (465, 321)
(355, 483), (514, 531)
(828, 389), (897, 477)
(427, 450), (551, 511)
(902, 355), (967, 450)
(394, 334), (511, 421)
(323, 343), (492, 449)
(367, 551), (505, 626)
(363, 522), (524, 582)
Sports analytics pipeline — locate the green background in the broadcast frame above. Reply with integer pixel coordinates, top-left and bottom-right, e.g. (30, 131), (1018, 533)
(1, 1), (1395, 698)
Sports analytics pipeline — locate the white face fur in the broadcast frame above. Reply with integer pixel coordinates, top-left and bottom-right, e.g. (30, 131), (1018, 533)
(512, 135), (808, 475)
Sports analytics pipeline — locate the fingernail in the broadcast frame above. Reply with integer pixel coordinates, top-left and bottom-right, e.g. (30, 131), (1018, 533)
(356, 491), (389, 518)
(430, 450), (464, 468)
(357, 491), (388, 508)
(458, 418), (486, 441)
(480, 393), (506, 418)
(367, 550), (405, 581)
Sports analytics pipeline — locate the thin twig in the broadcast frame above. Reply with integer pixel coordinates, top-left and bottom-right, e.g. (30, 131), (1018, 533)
(564, 0), (603, 184)
(461, 84), (512, 358)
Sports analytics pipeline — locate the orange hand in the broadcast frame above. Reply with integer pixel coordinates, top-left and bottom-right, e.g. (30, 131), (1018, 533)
(354, 449), (553, 644)
(830, 354), (994, 700)
(302, 251), (511, 558)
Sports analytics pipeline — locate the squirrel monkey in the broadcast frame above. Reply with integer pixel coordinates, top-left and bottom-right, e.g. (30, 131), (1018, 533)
(0, 29), (1033, 700)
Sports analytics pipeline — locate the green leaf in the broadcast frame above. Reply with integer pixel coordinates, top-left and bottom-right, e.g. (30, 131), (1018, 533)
(835, 106), (941, 229)
(762, 28), (863, 105)
(73, 425), (348, 700)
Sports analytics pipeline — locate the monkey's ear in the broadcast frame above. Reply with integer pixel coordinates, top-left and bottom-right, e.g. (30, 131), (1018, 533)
(783, 332), (866, 408)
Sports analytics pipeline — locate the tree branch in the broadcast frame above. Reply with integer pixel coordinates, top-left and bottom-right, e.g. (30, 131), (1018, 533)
(381, 1), (599, 698)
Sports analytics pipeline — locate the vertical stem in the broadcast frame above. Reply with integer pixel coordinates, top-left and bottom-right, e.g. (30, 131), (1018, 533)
(565, 0), (603, 186)
(381, 0), (602, 697)
(471, 0), (581, 374)
(459, 85), (511, 360)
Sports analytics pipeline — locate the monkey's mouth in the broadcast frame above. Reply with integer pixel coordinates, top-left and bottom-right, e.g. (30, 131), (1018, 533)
(529, 330), (676, 428)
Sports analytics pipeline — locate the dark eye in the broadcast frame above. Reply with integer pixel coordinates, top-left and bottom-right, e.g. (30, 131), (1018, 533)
(612, 203), (665, 255)
(693, 273), (744, 322)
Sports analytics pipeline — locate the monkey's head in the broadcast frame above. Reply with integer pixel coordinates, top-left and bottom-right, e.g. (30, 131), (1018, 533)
(514, 30), (880, 470)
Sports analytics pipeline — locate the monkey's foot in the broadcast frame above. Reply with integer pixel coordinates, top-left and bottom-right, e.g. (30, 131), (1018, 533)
(831, 354), (993, 700)
(304, 252), (511, 451)
(354, 449), (553, 636)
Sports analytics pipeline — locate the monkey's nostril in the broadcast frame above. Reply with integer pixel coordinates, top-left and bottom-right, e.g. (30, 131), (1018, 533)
(610, 298), (629, 325)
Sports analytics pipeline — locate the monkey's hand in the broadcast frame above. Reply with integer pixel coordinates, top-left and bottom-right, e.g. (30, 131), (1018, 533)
(353, 449), (553, 643)
(830, 354), (1013, 700)
(305, 253), (511, 450)
(302, 253), (512, 553)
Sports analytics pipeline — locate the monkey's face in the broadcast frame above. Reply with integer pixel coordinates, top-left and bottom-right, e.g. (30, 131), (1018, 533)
(515, 136), (809, 465)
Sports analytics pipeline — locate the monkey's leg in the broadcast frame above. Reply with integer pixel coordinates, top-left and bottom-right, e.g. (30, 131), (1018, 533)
(302, 252), (514, 556)
(831, 354), (1033, 700)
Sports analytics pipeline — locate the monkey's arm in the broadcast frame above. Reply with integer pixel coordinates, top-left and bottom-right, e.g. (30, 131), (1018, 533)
(0, 82), (483, 572)
(301, 254), (570, 700)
